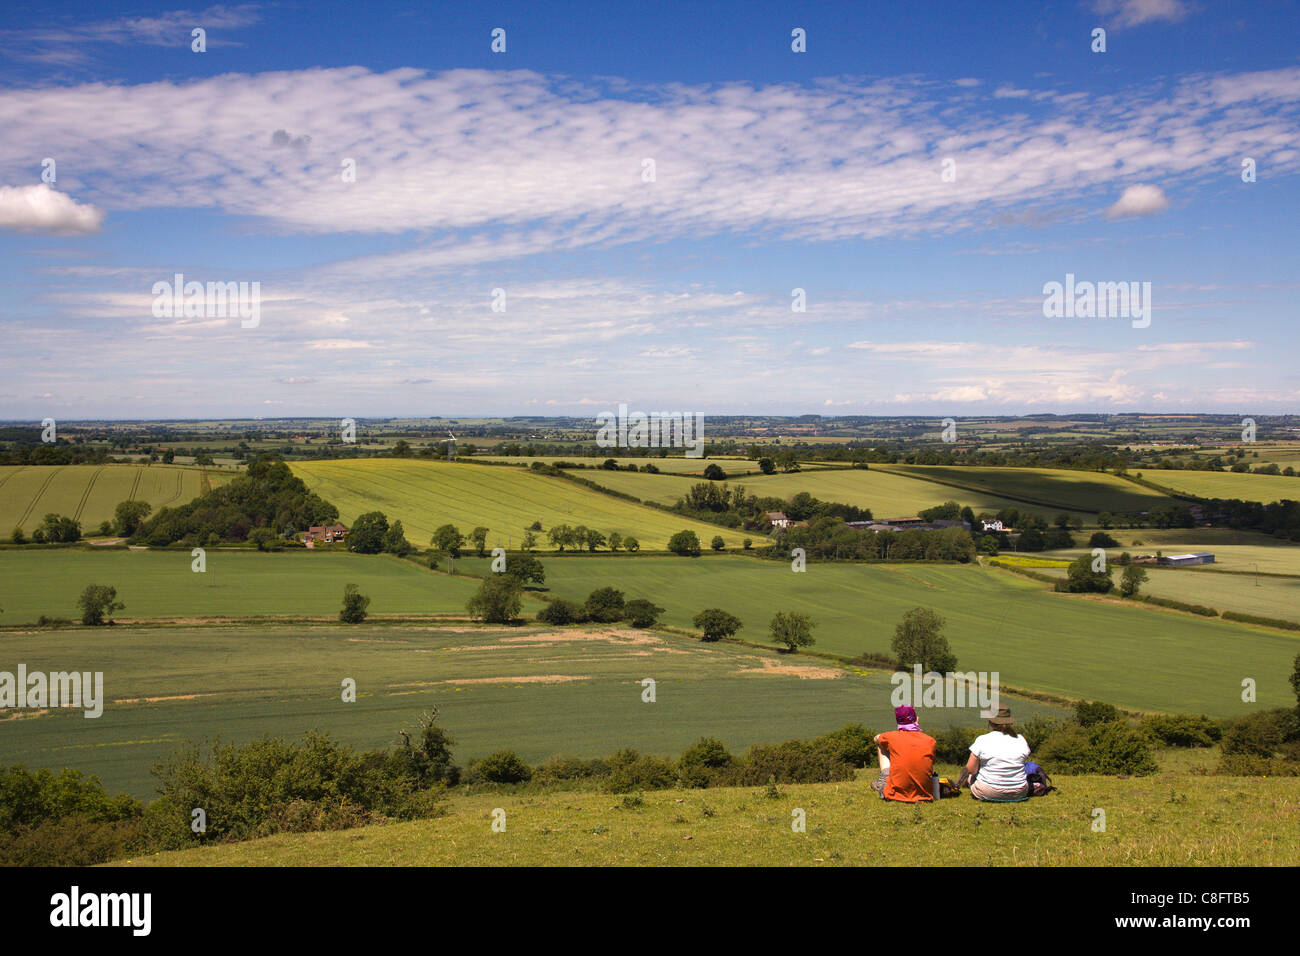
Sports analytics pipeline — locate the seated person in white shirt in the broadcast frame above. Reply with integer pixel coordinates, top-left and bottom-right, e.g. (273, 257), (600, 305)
(961, 706), (1031, 800)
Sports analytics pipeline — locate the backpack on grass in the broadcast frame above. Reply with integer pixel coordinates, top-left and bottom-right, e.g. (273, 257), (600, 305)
(1024, 762), (1055, 797)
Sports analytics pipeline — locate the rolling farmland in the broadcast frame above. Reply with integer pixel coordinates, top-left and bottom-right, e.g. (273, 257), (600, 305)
(1135, 469), (1300, 504)
(291, 458), (761, 550)
(0, 465), (229, 533)
(881, 465), (1176, 514)
(0, 620), (1064, 799)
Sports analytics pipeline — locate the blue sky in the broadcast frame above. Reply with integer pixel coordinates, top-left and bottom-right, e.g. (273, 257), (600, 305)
(1, 0), (1298, 419)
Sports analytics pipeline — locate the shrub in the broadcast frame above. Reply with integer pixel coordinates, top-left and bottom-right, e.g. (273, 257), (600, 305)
(537, 598), (587, 625)
(604, 749), (677, 793)
(623, 598), (664, 628)
(532, 756), (609, 783)
(339, 583), (370, 623)
(814, 724), (877, 768)
(678, 738), (735, 788)
(1064, 553), (1113, 593)
(471, 751), (533, 784)
(732, 739), (855, 786)
(623, 536), (640, 552)
(667, 530), (702, 556)
(743, 538), (753, 550)
(1075, 700), (1120, 727)
(466, 577), (523, 624)
(77, 584), (124, 626)
(1220, 709), (1300, 757)
(1141, 713), (1221, 748)
(1037, 721), (1158, 775)
(710, 535), (725, 551)
(932, 726), (982, 764)
(584, 586), (625, 623)
(692, 608), (743, 642)
(1088, 531), (1120, 549)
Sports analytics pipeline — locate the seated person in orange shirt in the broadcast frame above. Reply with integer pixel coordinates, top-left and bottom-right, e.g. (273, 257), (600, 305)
(870, 705), (937, 802)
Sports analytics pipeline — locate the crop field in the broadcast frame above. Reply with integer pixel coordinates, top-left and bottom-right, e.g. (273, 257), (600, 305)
(502, 456), (765, 476)
(465, 554), (1300, 716)
(882, 465), (1175, 515)
(707, 466), (1094, 519)
(0, 465), (229, 533)
(1135, 469), (1300, 503)
(1044, 529), (1300, 576)
(0, 621), (1066, 799)
(567, 469), (719, 505)
(121, 772), (1300, 867)
(291, 459), (760, 550)
(0, 550), (480, 622)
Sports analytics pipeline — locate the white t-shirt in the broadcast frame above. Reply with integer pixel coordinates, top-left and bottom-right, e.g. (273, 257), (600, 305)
(969, 732), (1030, 790)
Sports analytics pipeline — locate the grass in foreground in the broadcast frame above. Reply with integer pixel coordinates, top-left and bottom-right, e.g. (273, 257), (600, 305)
(114, 770), (1300, 867)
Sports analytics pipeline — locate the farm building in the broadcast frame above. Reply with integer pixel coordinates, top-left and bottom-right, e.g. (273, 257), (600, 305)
(304, 523), (348, 547)
(765, 511), (791, 529)
(1161, 552), (1215, 566)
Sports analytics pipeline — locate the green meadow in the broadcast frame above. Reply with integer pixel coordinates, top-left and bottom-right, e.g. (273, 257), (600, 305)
(0, 621), (1065, 799)
(0, 549), (479, 622)
(466, 554), (1300, 716)
(882, 465), (1175, 515)
(1046, 528), (1300, 575)
(1135, 469), (1300, 503)
(291, 458), (760, 550)
(0, 465), (230, 533)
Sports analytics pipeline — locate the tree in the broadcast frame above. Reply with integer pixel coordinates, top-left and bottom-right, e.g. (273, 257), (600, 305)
(1089, 531), (1120, 549)
(702, 463), (728, 481)
(470, 526), (489, 557)
(668, 530), (702, 556)
(601, 458), (619, 470)
(693, 608), (743, 642)
(1054, 513), (1072, 530)
(623, 536), (640, 552)
(585, 586), (626, 623)
(1119, 564), (1148, 597)
(742, 538), (753, 550)
(521, 529), (538, 552)
(383, 520), (412, 557)
(339, 583), (370, 623)
(9, 527), (25, 545)
(548, 523), (573, 552)
(431, 524), (464, 557)
(891, 607), (957, 673)
(348, 511), (389, 554)
(1065, 553), (1113, 593)
(466, 577), (522, 624)
(758, 457), (776, 475)
(501, 553), (545, 588)
(710, 535), (725, 551)
(78, 585), (124, 626)
(112, 500), (152, 537)
(162, 449), (175, 464)
(248, 527), (281, 551)
(769, 611), (815, 653)
(624, 599), (665, 628)
(537, 598), (586, 625)
(1291, 653), (1300, 713)
(585, 528), (606, 552)
(608, 531), (622, 552)
(1098, 511), (1113, 529)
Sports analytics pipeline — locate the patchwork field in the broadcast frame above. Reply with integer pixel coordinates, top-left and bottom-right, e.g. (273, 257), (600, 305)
(0, 465), (229, 533)
(504, 456), (765, 476)
(1135, 469), (1300, 503)
(0, 550), (480, 622)
(120, 772), (1300, 867)
(1033, 565), (1300, 623)
(882, 465), (1176, 515)
(0, 621), (1065, 799)
(1044, 528), (1300, 576)
(291, 458), (760, 550)
(459, 554), (1300, 716)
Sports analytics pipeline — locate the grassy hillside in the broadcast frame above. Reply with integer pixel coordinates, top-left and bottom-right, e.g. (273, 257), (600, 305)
(883, 465), (1175, 515)
(1134, 469), (1300, 503)
(0, 465), (230, 533)
(462, 554), (1300, 716)
(1044, 528), (1300, 575)
(0, 620), (1063, 799)
(0, 549), (480, 622)
(291, 459), (758, 550)
(115, 770), (1300, 867)
(1034, 565), (1300, 623)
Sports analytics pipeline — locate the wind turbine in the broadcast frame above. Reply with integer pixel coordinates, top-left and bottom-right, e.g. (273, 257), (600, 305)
(447, 430), (457, 460)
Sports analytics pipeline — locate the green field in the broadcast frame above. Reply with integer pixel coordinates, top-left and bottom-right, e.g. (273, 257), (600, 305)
(464, 554), (1300, 716)
(1045, 528), (1300, 576)
(0, 465), (229, 533)
(0, 621), (1064, 799)
(291, 458), (761, 550)
(119, 771), (1300, 867)
(1136, 469), (1300, 503)
(503, 456), (765, 476)
(883, 465), (1175, 515)
(0, 550), (480, 622)
(1033, 565), (1300, 623)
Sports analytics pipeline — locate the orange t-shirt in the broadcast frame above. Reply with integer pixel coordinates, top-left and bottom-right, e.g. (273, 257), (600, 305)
(879, 730), (936, 802)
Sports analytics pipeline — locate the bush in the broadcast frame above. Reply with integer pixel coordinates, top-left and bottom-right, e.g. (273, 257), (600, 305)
(471, 751), (533, 784)
(1037, 721), (1158, 775)
(466, 577), (523, 624)
(710, 535), (725, 551)
(732, 739), (856, 786)
(1088, 531), (1120, 549)
(692, 608), (743, 642)
(933, 726), (982, 764)
(667, 530), (702, 556)
(532, 756), (609, 783)
(339, 583), (370, 623)
(743, 538), (753, 550)
(1075, 700), (1120, 727)
(1214, 753), (1300, 776)
(537, 598), (587, 625)
(584, 586), (626, 623)
(814, 724), (877, 768)
(678, 738), (735, 788)
(1220, 709), (1300, 757)
(623, 598), (664, 628)
(77, 584), (124, 626)
(1141, 713), (1221, 748)
(604, 749), (677, 793)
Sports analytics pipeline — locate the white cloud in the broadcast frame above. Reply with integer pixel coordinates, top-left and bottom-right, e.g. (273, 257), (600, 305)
(1092, 0), (1191, 29)
(0, 184), (104, 234)
(1106, 183), (1170, 219)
